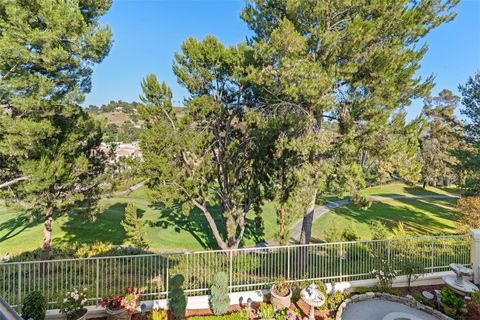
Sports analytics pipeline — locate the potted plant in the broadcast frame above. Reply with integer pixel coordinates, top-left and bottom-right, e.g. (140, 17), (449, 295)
(271, 279), (292, 309)
(60, 288), (89, 320)
(100, 287), (141, 320)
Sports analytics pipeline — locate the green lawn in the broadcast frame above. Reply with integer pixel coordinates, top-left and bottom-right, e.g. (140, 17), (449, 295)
(0, 183), (461, 256)
(311, 183), (461, 242)
(0, 188), (280, 256)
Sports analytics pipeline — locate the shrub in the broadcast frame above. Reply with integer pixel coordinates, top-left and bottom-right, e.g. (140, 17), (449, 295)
(122, 203), (148, 248)
(169, 274), (187, 320)
(210, 272), (230, 315)
(440, 287), (464, 311)
(371, 259), (397, 291)
(349, 193), (372, 210)
(258, 302), (275, 319)
(22, 291), (47, 320)
(341, 223), (360, 241)
(457, 196), (480, 233)
(327, 291), (346, 312)
(399, 259), (425, 290)
(370, 221), (390, 240)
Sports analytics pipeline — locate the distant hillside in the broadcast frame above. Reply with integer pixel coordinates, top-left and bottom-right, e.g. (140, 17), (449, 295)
(86, 100), (185, 143)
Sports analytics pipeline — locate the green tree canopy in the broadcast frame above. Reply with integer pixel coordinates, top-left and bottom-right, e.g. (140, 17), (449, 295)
(241, 0), (458, 243)
(457, 71), (480, 192)
(139, 37), (266, 250)
(0, 0), (113, 259)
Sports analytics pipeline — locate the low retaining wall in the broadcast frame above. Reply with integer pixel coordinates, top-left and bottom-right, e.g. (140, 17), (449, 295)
(335, 292), (453, 320)
(45, 271), (454, 319)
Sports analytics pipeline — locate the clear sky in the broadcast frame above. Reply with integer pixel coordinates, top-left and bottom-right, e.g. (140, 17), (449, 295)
(84, 0), (480, 120)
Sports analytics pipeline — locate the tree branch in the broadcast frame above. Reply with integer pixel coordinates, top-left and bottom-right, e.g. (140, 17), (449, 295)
(0, 176), (30, 189)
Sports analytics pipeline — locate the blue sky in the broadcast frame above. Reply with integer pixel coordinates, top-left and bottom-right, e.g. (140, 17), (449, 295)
(85, 0), (480, 120)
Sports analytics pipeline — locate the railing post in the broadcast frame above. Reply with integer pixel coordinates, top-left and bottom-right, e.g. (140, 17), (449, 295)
(287, 246), (291, 280)
(17, 264), (21, 307)
(339, 243), (343, 282)
(387, 240), (391, 266)
(95, 258), (99, 305)
(431, 237), (435, 273)
(229, 250), (233, 293)
(166, 256), (170, 300)
(470, 229), (480, 284)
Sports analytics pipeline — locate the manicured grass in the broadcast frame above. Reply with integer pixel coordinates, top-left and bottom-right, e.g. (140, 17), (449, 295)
(0, 188), (279, 256)
(311, 196), (459, 242)
(0, 183), (461, 256)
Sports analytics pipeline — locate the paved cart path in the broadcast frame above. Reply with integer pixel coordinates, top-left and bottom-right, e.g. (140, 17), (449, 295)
(288, 193), (461, 243)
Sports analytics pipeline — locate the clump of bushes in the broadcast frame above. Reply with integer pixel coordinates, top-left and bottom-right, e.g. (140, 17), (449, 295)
(210, 272), (230, 315)
(22, 291), (47, 320)
(258, 302), (275, 319)
(349, 193), (372, 210)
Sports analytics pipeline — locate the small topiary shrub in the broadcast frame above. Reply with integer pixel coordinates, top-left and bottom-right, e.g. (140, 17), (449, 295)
(169, 274), (187, 320)
(22, 291), (47, 320)
(210, 272), (230, 315)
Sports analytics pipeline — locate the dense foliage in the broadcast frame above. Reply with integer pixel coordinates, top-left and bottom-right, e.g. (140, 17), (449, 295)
(0, 0), (113, 259)
(210, 272), (230, 315)
(21, 291), (47, 320)
(169, 274), (187, 320)
(121, 203), (148, 248)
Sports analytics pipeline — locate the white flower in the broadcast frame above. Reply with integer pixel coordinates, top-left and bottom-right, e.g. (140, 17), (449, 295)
(73, 293), (79, 301)
(70, 292), (75, 298)
(83, 288), (88, 292)
(81, 298), (87, 305)
(63, 298), (67, 303)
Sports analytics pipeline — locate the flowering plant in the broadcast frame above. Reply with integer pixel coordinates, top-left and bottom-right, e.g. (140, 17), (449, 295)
(371, 259), (397, 291)
(100, 287), (141, 311)
(60, 288), (88, 319)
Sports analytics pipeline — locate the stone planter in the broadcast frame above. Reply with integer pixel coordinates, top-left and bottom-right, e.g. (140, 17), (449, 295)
(106, 307), (130, 320)
(270, 286), (292, 310)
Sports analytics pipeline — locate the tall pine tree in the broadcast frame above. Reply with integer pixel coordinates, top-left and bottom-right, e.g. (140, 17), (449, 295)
(242, 0), (459, 243)
(0, 0), (112, 259)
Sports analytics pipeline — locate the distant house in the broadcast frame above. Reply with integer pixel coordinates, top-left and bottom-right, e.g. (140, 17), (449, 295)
(100, 141), (142, 163)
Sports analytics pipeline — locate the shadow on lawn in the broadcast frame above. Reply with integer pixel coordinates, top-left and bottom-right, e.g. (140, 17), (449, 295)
(337, 199), (456, 235)
(60, 202), (133, 245)
(147, 201), (266, 250)
(0, 213), (39, 242)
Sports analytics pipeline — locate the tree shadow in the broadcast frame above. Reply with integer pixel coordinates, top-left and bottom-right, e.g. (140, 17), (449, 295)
(0, 213), (39, 242)
(335, 199), (456, 236)
(147, 201), (266, 250)
(59, 202), (130, 245)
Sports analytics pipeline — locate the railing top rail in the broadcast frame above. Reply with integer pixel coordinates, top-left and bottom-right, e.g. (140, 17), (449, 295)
(0, 233), (469, 265)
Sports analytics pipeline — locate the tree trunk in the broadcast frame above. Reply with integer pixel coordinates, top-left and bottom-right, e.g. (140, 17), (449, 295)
(278, 207), (286, 244)
(41, 206), (53, 261)
(299, 190), (317, 245)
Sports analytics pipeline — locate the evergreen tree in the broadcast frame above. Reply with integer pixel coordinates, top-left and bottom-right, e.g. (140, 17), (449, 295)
(457, 71), (480, 193)
(139, 37), (264, 250)
(0, 0), (112, 259)
(121, 203), (147, 248)
(242, 0), (458, 243)
(420, 89), (462, 187)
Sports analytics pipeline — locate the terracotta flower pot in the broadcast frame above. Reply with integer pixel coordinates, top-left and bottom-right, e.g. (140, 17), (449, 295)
(106, 307), (131, 320)
(270, 286), (292, 310)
